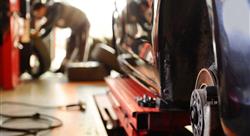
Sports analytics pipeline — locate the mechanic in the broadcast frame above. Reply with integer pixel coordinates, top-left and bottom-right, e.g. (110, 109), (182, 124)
(32, 2), (90, 72)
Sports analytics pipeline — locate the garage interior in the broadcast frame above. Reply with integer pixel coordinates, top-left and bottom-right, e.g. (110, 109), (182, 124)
(1, 0), (249, 136)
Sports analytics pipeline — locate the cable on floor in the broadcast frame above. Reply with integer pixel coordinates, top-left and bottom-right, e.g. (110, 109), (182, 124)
(0, 101), (86, 135)
(0, 101), (86, 111)
(0, 113), (62, 135)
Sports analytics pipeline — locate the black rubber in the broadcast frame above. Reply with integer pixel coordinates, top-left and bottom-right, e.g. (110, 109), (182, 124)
(66, 61), (109, 81)
(90, 43), (121, 73)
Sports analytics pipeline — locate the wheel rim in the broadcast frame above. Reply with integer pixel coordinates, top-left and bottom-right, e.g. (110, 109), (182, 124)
(191, 68), (216, 136)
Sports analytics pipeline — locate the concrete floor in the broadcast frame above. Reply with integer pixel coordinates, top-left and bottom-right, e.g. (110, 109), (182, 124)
(0, 72), (108, 136)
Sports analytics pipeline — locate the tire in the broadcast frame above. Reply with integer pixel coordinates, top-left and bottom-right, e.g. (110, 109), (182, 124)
(90, 43), (122, 73)
(26, 37), (51, 78)
(157, 0), (214, 108)
(66, 61), (109, 81)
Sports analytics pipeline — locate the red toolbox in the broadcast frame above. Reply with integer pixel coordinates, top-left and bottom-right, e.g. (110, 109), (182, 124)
(95, 77), (191, 136)
(0, 0), (20, 90)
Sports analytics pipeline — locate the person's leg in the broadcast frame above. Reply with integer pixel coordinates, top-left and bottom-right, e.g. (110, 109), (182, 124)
(55, 33), (77, 73)
(66, 33), (77, 61)
(75, 24), (90, 62)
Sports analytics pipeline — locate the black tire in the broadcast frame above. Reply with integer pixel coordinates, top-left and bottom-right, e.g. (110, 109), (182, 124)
(157, 0), (214, 108)
(66, 61), (109, 81)
(90, 43), (122, 73)
(26, 37), (51, 78)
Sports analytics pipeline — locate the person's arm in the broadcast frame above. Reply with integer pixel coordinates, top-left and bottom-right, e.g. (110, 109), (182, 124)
(39, 27), (53, 38)
(40, 3), (61, 38)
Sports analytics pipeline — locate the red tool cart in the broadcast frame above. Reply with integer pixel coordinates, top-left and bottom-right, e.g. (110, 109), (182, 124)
(0, 0), (20, 90)
(95, 77), (191, 136)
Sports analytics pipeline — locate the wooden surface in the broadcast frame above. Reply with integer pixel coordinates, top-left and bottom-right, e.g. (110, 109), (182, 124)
(0, 72), (108, 136)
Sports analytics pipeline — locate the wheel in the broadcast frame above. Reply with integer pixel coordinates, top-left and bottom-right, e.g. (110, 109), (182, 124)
(190, 68), (224, 136)
(26, 37), (51, 78)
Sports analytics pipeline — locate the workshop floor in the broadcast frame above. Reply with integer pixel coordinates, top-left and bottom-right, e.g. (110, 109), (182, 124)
(0, 72), (108, 136)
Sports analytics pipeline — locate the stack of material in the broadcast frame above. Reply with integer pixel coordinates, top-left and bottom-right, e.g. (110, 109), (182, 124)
(67, 43), (121, 81)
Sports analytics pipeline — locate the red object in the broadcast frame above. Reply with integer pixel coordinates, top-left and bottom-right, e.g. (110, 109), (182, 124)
(9, 0), (20, 12)
(0, 0), (20, 90)
(105, 77), (190, 136)
(0, 49), (2, 86)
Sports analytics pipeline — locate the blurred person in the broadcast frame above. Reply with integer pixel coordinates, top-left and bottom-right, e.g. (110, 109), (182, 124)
(32, 2), (90, 72)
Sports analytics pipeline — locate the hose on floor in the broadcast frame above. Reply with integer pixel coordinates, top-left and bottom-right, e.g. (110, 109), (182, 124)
(0, 101), (86, 135)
